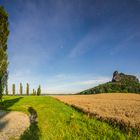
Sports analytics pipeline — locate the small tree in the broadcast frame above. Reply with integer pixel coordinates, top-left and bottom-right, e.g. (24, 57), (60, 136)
(5, 81), (8, 95)
(37, 85), (41, 96)
(12, 84), (15, 96)
(20, 83), (23, 95)
(32, 89), (36, 95)
(26, 83), (29, 95)
(34, 89), (37, 95)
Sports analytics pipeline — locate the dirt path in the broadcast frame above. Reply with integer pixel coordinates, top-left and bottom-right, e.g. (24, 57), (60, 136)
(0, 110), (30, 140)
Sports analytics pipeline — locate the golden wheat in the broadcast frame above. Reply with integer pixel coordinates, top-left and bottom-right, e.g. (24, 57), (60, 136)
(54, 93), (140, 130)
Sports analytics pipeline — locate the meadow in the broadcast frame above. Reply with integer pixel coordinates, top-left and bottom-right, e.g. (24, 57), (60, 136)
(0, 95), (140, 140)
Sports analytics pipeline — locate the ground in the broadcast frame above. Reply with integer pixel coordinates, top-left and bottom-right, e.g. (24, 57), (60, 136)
(0, 111), (29, 140)
(0, 95), (140, 140)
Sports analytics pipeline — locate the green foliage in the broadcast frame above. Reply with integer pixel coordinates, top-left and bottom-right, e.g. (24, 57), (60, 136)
(5, 81), (8, 95)
(26, 83), (29, 95)
(0, 6), (9, 101)
(0, 6), (9, 51)
(0, 96), (139, 139)
(20, 83), (23, 95)
(79, 74), (140, 94)
(37, 85), (41, 96)
(32, 89), (36, 96)
(12, 84), (15, 95)
(80, 82), (140, 94)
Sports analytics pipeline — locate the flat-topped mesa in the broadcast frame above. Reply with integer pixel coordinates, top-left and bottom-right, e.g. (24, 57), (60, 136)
(112, 71), (139, 83)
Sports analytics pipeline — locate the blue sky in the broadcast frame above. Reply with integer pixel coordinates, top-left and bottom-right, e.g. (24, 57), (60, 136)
(0, 0), (140, 93)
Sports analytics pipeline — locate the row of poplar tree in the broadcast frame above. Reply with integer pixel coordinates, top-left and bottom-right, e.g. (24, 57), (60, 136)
(5, 83), (41, 96)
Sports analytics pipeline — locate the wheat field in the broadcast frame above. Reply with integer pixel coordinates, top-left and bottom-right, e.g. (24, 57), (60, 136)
(54, 93), (140, 130)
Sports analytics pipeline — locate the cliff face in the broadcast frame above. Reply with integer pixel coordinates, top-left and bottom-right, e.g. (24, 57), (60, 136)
(112, 71), (139, 83)
(79, 71), (140, 94)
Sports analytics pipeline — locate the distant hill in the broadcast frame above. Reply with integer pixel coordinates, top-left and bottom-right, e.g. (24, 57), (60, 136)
(79, 71), (140, 94)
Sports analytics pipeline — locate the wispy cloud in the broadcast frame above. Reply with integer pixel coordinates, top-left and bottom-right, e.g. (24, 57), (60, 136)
(47, 74), (110, 93)
(69, 16), (123, 58)
(110, 32), (140, 55)
(8, 71), (111, 94)
(69, 28), (105, 58)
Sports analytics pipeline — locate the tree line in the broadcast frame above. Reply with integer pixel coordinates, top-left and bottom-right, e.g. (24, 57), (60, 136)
(5, 83), (41, 96)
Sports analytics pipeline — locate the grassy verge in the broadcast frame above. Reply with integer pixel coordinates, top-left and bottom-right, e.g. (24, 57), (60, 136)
(0, 96), (139, 140)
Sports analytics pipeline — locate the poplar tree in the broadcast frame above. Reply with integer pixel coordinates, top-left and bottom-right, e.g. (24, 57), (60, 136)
(34, 89), (37, 95)
(20, 83), (23, 95)
(33, 89), (36, 95)
(26, 83), (29, 95)
(37, 85), (41, 96)
(12, 84), (15, 96)
(0, 6), (9, 101)
(5, 81), (8, 95)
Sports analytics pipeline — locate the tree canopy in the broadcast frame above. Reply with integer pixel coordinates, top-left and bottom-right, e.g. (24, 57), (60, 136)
(0, 6), (9, 100)
(79, 72), (140, 94)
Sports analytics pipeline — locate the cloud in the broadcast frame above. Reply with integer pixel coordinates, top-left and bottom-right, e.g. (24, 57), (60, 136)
(9, 71), (140, 94)
(69, 16), (122, 58)
(8, 71), (111, 94)
(69, 28), (103, 58)
(47, 74), (111, 94)
(135, 73), (140, 81)
(110, 32), (140, 55)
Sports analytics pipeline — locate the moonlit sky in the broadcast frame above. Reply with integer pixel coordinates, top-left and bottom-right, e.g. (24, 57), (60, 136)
(0, 0), (140, 94)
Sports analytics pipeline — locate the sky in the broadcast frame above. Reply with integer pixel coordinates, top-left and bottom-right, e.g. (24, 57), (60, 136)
(0, 0), (140, 94)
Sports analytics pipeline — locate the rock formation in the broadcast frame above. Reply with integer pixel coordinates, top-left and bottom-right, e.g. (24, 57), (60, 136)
(112, 71), (139, 83)
(79, 71), (140, 94)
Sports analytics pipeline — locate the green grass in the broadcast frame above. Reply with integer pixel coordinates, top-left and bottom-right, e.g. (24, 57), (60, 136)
(0, 96), (139, 140)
